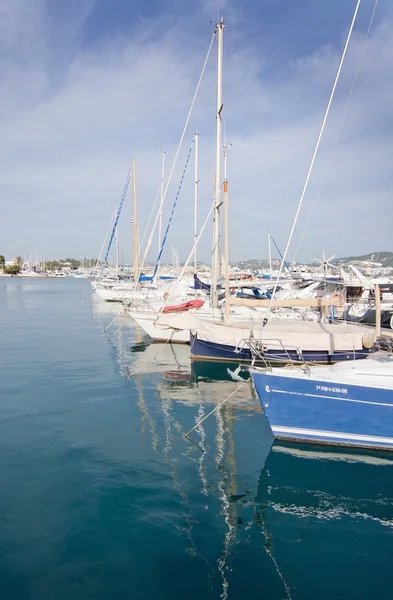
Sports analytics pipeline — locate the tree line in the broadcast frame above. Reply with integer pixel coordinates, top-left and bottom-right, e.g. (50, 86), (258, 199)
(0, 256), (100, 274)
(0, 255), (23, 274)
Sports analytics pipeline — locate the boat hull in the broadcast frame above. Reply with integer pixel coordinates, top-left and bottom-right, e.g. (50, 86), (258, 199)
(346, 307), (393, 328)
(132, 314), (190, 343)
(190, 333), (372, 365)
(252, 370), (393, 450)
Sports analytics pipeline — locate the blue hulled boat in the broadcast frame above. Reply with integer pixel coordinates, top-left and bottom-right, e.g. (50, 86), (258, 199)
(251, 353), (393, 450)
(189, 318), (376, 365)
(190, 331), (373, 364)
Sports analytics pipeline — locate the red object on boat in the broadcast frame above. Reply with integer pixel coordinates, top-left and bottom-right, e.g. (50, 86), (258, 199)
(160, 299), (204, 314)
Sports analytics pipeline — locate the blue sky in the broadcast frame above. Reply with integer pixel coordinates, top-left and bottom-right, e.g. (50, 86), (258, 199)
(0, 0), (392, 264)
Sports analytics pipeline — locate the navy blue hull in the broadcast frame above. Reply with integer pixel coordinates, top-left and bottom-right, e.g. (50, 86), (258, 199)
(190, 333), (372, 365)
(252, 370), (393, 450)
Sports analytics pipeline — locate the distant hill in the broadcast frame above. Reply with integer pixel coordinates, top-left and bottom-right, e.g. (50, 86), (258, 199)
(230, 252), (393, 270)
(231, 258), (282, 270)
(333, 252), (393, 267)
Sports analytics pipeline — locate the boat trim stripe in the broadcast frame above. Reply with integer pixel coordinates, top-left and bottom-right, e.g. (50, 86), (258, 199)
(272, 426), (393, 445)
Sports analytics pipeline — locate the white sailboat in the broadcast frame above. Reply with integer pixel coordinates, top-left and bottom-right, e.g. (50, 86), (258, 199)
(127, 19), (347, 344)
(186, 1), (383, 365)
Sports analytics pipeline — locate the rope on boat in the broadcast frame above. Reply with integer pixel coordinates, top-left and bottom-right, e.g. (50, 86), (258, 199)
(105, 191), (217, 335)
(155, 195), (216, 315)
(131, 28), (216, 290)
(138, 183), (161, 262)
(291, 0), (379, 265)
(151, 139), (194, 283)
(258, 0), (361, 340)
(94, 213), (116, 274)
(269, 234), (290, 272)
(103, 167), (132, 265)
(184, 383), (246, 437)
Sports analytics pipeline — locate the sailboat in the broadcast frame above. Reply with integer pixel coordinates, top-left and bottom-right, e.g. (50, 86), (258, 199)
(247, 0), (393, 450)
(249, 278), (393, 450)
(129, 19), (335, 343)
(93, 158), (178, 302)
(252, 350), (393, 450)
(186, 4), (385, 367)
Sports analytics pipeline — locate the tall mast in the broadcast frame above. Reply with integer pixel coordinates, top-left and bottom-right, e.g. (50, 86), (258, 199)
(268, 231), (272, 277)
(210, 18), (224, 309)
(132, 158), (139, 282)
(375, 283), (381, 339)
(223, 144), (230, 321)
(194, 132), (199, 272)
(115, 210), (120, 274)
(158, 150), (166, 253)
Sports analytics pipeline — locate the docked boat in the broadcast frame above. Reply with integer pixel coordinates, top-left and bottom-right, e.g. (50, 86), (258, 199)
(130, 297), (324, 344)
(346, 304), (393, 329)
(189, 316), (376, 364)
(251, 352), (393, 450)
(344, 278), (393, 328)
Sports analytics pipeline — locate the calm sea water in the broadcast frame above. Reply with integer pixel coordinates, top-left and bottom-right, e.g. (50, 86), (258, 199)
(1, 277), (393, 600)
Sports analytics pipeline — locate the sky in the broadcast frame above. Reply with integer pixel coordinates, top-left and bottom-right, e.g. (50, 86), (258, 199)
(0, 0), (392, 265)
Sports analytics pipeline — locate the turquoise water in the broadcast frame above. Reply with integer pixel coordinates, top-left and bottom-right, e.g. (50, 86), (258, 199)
(1, 277), (393, 599)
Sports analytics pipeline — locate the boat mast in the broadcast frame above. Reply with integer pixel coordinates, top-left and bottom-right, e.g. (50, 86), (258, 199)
(268, 231), (272, 277)
(132, 158), (139, 282)
(211, 18), (224, 309)
(194, 132), (199, 272)
(115, 211), (120, 274)
(223, 144), (230, 321)
(375, 283), (381, 338)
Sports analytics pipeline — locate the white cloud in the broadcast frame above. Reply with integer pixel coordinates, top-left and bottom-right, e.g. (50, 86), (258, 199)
(0, 0), (392, 264)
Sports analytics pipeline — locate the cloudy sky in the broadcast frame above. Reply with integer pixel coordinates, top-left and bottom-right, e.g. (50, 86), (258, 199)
(0, 0), (392, 265)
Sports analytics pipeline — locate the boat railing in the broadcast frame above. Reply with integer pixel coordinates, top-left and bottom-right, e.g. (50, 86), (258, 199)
(240, 337), (311, 373)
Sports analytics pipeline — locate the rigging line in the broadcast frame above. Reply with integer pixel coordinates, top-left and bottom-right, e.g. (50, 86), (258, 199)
(108, 188), (216, 335)
(120, 176), (161, 286)
(94, 212), (116, 273)
(270, 234), (290, 272)
(292, 0), (379, 265)
(152, 139), (194, 282)
(133, 28), (216, 290)
(258, 0), (361, 338)
(104, 167), (132, 265)
(157, 194), (216, 312)
(139, 182), (162, 261)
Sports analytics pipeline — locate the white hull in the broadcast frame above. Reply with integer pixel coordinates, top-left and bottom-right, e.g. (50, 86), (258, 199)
(94, 287), (164, 303)
(129, 304), (324, 344)
(132, 314), (190, 343)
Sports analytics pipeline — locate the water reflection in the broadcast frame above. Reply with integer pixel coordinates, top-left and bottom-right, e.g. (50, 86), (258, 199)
(98, 310), (256, 596)
(254, 443), (393, 599)
(94, 298), (393, 599)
